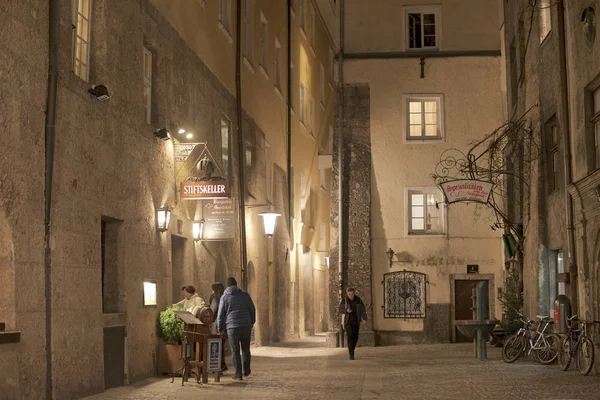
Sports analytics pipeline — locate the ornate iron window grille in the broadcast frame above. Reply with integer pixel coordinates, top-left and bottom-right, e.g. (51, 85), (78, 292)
(383, 270), (426, 318)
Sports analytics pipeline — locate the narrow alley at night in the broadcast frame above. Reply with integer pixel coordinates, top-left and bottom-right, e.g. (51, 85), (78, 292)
(1, 0), (600, 399)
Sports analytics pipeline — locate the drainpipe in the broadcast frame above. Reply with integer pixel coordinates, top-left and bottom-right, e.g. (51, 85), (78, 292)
(287, 0), (292, 247)
(235, 0), (248, 290)
(337, 0), (345, 346)
(45, 0), (60, 398)
(557, 0), (578, 310)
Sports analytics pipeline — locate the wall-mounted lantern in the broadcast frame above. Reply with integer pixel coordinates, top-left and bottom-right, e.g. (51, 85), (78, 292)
(386, 248), (395, 268)
(258, 211), (281, 237)
(156, 207), (171, 232)
(143, 280), (157, 306)
(192, 220), (204, 241)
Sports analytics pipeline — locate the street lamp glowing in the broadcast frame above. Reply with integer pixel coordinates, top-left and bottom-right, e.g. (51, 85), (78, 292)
(192, 220), (204, 241)
(156, 207), (171, 232)
(258, 212), (281, 237)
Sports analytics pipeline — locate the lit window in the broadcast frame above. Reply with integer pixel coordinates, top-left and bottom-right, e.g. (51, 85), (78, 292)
(143, 281), (157, 306)
(143, 47), (152, 124)
(406, 6), (440, 50)
(407, 188), (445, 235)
(221, 118), (230, 178)
(72, 0), (92, 81)
(406, 95), (444, 140)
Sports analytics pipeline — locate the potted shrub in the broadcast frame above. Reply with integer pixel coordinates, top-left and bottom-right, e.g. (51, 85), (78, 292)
(157, 306), (184, 374)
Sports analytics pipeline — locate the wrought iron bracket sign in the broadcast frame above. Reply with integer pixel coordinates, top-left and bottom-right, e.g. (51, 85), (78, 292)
(439, 179), (494, 204)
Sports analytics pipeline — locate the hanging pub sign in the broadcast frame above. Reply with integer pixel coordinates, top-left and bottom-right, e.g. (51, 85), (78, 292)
(439, 179), (494, 204)
(181, 178), (230, 200)
(202, 198), (236, 240)
(174, 143), (203, 163)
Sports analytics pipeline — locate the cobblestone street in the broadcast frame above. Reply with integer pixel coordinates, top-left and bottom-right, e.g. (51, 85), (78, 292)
(83, 336), (600, 400)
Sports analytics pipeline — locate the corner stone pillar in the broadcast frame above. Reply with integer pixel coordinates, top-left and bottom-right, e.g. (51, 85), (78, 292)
(327, 84), (373, 347)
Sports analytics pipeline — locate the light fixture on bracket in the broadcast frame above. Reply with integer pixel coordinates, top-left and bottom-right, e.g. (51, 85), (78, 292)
(386, 248), (395, 268)
(154, 128), (171, 141)
(88, 84), (110, 101)
(246, 202), (281, 237)
(192, 220), (204, 241)
(156, 207), (172, 232)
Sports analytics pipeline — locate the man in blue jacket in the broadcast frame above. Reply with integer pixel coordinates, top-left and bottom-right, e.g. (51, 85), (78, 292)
(217, 277), (256, 380)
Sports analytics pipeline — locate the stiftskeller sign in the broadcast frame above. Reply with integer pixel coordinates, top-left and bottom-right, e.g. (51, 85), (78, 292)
(439, 179), (494, 204)
(181, 178), (230, 200)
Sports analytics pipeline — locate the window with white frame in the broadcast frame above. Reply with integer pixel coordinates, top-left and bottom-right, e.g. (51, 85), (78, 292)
(219, 0), (232, 34)
(243, 0), (254, 63)
(299, 82), (306, 124)
(406, 6), (440, 50)
(72, 0), (92, 81)
(221, 118), (230, 178)
(274, 39), (282, 91)
(259, 13), (268, 74)
(406, 95), (444, 140)
(539, 0), (551, 43)
(320, 63), (325, 105)
(407, 188), (445, 235)
(143, 47), (152, 124)
(310, 5), (316, 50)
(309, 95), (315, 136)
(593, 86), (600, 169)
(299, 0), (306, 33)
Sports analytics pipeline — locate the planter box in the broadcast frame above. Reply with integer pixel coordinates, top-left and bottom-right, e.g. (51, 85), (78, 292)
(158, 342), (183, 375)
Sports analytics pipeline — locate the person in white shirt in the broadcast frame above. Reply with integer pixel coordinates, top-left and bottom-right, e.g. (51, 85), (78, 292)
(173, 285), (206, 317)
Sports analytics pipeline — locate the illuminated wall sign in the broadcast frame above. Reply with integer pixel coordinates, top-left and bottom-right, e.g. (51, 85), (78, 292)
(203, 198), (236, 240)
(181, 179), (230, 200)
(440, 179), (494, 204)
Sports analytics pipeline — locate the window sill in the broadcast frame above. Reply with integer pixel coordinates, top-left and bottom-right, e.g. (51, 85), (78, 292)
(0, 324), (21, 345)
(259, 65), (269, 80)
(300, 28), (307, 41)
(274, 86), (283, 99)
(310, 45), (316, 57)
(218, 22), (233, 44)
(320, 101), (325, 111)
(320, 185), (327, 192)
(407, 233), (446, 237)
(243, 57), (255, 74)
(405, 137), (444, 143)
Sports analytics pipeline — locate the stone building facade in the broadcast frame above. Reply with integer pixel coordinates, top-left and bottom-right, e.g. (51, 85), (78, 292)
(0, 0), (337, 398)
(328, 0), (506, 346)
(502, 0), (600, 365)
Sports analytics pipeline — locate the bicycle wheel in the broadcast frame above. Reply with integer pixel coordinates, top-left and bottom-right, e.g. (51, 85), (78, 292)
(558, 335), (572, 371)
(576, 337), (595, 376)
(502, 333), (525, 363)
(535, 333), (560, 365)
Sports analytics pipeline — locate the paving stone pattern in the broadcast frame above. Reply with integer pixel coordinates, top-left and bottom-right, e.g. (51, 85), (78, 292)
(84, 337), (600, 400)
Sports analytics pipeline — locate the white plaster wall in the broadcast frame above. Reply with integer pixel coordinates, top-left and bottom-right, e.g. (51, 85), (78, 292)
(344, 56), (505, 332)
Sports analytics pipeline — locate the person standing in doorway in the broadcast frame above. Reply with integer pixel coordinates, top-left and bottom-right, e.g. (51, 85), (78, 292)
(209, 282), (227, 372)
(339, 287), (367, 360)
(217, 277), (256, 381)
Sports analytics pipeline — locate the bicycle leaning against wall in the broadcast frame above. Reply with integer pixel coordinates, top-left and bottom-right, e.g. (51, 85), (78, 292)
(558, 315), (600, 375)
(501, 313), (560, 364)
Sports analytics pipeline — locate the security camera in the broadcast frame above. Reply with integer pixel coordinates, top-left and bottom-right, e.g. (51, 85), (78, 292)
(88, 84), (110, 101)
